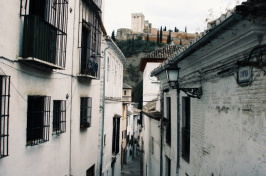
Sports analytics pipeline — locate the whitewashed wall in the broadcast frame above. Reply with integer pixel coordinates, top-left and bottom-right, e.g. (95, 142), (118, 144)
(0, 0), (102, 175)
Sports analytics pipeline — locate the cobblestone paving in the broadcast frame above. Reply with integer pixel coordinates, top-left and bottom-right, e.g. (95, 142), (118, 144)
(121, 155), (141, 176)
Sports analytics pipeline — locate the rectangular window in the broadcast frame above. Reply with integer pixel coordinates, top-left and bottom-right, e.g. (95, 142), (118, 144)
(86, 164), (95, 176)
(53, 100), (66, 135)
(165, 156), (171, 176)
(166, 97), (171, 145)
(182, 97), (190, 163)
(151, 137), (154, 155)
(80, 97), (92, 128)
(112, 117), (120, 155)
(27, 96), (50, 146)
(0, 76), (10, 158)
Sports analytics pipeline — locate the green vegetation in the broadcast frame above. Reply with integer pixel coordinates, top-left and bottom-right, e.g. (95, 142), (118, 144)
(116, 36), (158, 57)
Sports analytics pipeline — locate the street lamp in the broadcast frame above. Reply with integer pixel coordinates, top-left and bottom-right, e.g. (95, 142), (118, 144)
(165, 63), (202, 99)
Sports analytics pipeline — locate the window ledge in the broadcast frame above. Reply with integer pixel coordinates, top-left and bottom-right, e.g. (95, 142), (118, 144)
(18, 57), (65, 70)
(77, 74), (98, 79)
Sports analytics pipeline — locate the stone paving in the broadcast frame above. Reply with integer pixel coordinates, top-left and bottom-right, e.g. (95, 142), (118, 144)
(121, 155), (141, 176)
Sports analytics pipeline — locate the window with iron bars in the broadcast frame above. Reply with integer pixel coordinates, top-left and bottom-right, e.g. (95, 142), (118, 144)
(80, 97), (92, 128)
(78, 0), (102, 78)
(27, 96), (50, 146)
(53, 100), (66, 135)
(112, 117), (120, 155)
(0, 76), (10, 158)
(20, 0), (68, 68)
(182, 97), (190, 163)
(166, 97), (171, 146)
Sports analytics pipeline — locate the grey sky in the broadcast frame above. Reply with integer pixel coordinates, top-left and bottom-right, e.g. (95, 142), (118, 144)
(103, 0), (245, 35)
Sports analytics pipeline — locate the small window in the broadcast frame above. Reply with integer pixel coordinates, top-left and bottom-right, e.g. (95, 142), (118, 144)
(53, 100), (66, 135)
(27, 96), (51, 146)
(80, 97), (92, 128)
(0, 76), (10, 158)
(124, 90), (126, 95)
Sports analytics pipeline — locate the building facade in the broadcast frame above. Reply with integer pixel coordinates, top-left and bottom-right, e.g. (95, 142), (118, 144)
(151, 1), (266, 175)
(100, 36), (126, 176)
(0, 0), (106, 175)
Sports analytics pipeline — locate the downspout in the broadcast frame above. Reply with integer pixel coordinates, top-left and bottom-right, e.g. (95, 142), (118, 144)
(99, 42), (110, 176)
(69, 0), (77, 175)
(160, 88), (164, 176)
(176, 89), (180, 176)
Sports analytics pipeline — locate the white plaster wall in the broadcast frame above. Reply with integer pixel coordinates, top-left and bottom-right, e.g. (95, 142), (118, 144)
(143, 63), (161, 102)
(0, 0), (102, 175)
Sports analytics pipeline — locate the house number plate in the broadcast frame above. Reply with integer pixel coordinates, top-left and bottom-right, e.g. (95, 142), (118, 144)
(237, 66), (252, 85)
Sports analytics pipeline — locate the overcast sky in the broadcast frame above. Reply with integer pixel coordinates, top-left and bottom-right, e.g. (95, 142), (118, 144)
(103, 0), (245, 36)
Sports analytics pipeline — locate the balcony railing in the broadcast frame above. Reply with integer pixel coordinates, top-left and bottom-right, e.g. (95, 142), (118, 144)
(22, 15), (66, 69)
(181, 127), (190, 163)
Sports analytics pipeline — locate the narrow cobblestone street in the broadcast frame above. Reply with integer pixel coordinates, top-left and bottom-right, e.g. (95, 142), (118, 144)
(121, 155), (141, 176)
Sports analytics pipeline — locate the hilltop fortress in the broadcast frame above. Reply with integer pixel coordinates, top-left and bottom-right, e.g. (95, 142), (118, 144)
(116, 13), (198, 45)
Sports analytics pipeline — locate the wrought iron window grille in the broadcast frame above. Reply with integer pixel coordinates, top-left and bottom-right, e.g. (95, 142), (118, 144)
(53, 100), (66, 135)
(27, 96), (51, 146)
(181, 97), (190, 163)
(78, 1), (102, 78)
(0, 76), (10, 158)
(20, 0), (68, 69)
(80, 97), (92, 128)
(166, 97), (171, 146)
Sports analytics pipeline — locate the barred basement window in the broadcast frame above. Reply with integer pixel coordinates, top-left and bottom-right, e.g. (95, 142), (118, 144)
(80, 97), (92, 128)
(27, 96), (50, 146)
(0, 76), (10, 158)
(53, 100), (66, 135)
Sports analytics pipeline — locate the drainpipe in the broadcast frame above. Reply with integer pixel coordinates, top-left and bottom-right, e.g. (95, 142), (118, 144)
(159, 88), (164, 176)
(99, 42), (110, 176)
(69, 0), (77, 175)
(176, 89), (180, 175)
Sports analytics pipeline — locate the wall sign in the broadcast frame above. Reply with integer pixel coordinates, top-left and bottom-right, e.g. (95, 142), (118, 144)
(237, 66), (252, 85)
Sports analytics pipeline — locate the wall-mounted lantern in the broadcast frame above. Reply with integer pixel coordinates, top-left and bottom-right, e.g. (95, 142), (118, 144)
(165, 63), (202, 99)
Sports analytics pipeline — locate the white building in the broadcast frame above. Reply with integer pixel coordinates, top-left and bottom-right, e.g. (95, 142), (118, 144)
(100, 35), (126, 176)
(140, 44), (180, 176)
(151, 1), (266, 176)
(0, 0), (106, 175)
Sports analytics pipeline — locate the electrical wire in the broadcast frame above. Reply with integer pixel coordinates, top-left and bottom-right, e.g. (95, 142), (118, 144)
(0, 66), (27, 102)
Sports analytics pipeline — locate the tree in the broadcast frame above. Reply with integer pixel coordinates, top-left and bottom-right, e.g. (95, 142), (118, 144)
(185, 26), (187, 33)
(167, 31), (171, 44)
(160, 26), (163, 43)
(180, 39), (183, 46)
(157, 30), (159, 45)
(174, 27), (179, 32)
(146, 34), (149, 42)
(164, 26), (167, 31)
(111, 30), (116, 42)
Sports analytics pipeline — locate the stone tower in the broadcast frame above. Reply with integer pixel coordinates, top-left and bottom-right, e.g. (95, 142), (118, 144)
(131, 13), (145, 33)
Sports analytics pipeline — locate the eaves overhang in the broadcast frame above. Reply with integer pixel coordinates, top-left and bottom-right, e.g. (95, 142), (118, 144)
(105, 36), (127, 65)
(150, 11), (244, 77)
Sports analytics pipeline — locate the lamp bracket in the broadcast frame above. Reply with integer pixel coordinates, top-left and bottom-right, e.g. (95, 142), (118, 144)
(179, 87), (202, 99)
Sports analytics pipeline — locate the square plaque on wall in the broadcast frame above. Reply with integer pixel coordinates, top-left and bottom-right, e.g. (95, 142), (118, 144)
(237, 66), (252, 85)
